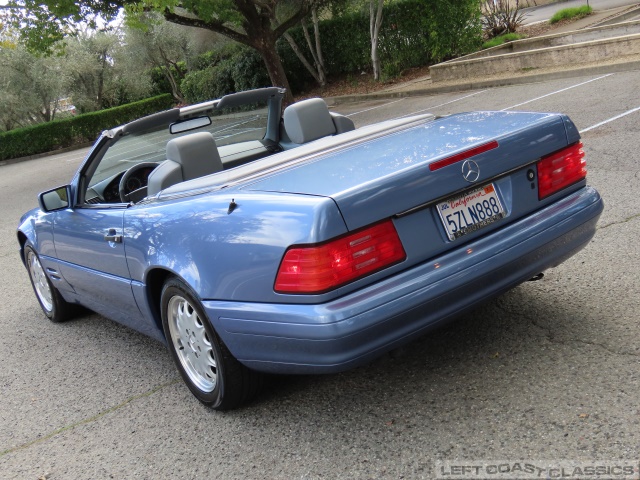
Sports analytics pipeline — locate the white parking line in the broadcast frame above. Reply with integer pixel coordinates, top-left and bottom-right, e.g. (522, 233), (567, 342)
(398, 90), (488, 118)
(580, 106), (640, 133)
(500, 74), (613, 111)
(346, 99), (405, 117)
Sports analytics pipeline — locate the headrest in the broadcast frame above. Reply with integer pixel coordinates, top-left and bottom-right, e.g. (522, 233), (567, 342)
(166, 131), (222, 180)
(283, 98), (336, 144)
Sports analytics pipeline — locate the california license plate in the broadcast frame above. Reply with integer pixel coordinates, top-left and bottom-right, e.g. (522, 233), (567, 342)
(437, 183), (505, 241)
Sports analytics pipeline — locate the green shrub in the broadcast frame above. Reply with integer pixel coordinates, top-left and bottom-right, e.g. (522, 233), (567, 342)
(279, 0), (483, 83)
(181, 45), (271, 103)
(549, 5), (592, 24)
(180, 0), (482, 99)
(482, 32), (525, 49)
(0, 94), (174, 161)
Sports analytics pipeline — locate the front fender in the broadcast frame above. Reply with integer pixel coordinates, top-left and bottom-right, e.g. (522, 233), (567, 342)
(17, 207), (56, 262)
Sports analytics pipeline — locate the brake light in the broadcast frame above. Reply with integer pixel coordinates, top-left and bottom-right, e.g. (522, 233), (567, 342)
(274, 220), (406, 294)
(429, 140), (499, 171)
(537, 142), (586, 200)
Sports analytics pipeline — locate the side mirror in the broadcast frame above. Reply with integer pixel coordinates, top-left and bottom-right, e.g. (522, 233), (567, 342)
(38, 185), (70, 212)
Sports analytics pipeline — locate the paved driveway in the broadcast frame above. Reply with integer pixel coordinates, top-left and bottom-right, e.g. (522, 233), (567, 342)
(1, 71), (639, 479)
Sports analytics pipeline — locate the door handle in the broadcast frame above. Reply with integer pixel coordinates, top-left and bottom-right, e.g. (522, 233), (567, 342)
(104, 228), (123, 243)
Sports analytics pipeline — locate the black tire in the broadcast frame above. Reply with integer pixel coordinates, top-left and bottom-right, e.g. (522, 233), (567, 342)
(160, 277), (263, 410)
(24, 246), (74, 323)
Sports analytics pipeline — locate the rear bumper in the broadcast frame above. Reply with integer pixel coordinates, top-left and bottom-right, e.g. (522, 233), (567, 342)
(204, 186), (603, 374)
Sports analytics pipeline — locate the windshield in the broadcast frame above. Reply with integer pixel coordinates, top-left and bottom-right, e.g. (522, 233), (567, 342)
(88, 103), (269, 191)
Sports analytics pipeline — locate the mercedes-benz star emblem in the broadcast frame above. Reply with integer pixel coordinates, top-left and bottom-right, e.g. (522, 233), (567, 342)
(461, 159), (480, 183)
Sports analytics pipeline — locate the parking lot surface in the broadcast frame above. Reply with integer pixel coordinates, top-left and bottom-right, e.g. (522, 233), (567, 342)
(1, 71), (639, 479)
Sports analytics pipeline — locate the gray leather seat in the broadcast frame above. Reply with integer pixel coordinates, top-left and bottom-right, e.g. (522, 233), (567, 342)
(147, 132), (223, 195)
(282, 98), (355, 145)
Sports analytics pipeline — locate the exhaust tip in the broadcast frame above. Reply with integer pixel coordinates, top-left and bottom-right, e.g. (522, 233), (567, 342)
(528, 273), (544, 282)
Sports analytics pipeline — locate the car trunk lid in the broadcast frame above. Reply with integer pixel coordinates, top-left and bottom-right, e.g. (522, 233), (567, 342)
(243, 111), (572, 231)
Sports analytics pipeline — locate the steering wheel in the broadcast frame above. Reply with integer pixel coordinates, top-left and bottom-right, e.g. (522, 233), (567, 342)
(119, 162), (159, 203)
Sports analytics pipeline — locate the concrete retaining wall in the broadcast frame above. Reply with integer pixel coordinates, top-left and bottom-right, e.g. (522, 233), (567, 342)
(455, 20), (640, 63)
(430, 28), (640, 83)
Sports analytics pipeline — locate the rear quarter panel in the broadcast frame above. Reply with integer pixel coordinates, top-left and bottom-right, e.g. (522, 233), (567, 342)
(123, 192), (348, 303)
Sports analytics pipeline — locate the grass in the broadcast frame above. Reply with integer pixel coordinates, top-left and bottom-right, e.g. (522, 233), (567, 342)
(482, 32), (526, 49)
(549, 5), (593, 24)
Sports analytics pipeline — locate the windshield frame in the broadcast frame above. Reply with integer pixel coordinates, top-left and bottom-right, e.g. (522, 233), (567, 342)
(74, 88), (286, 207)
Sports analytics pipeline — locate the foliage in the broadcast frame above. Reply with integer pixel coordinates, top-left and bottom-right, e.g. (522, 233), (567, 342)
(185, 0), (484, 91)
(0, 25), (160, 130)
(181, 44), (269, 103)
(482, 32), (525, 49)
(0, 44), (70, 128)
(2, 0), (122, 53)
(279, 0), (482, 82)
(549, 5), (592, 25)
(482, 0), (526, 38)
(63, 30), (152, 112)
(2, 1), (336, 104)
(123, 13), (202, 103)
(0, 94), (173, 161)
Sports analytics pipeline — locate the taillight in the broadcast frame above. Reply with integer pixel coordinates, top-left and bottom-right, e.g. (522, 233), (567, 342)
(536, 142), (586, 200)
(274, 219), (406, 294)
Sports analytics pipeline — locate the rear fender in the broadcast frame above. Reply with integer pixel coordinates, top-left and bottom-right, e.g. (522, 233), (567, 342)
(125, 192), (348, 304)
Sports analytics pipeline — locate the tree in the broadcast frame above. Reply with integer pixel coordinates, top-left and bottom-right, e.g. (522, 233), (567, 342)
(282, 6), (326, 87)
(369, 0), (383, 81)
(0, 44), (71, 127)
(124, 14), (195, 103)
(64, 30), (121, 111)
(1, 0), (122, 53)
(3, 0), (329, 104)
(63, 29), (154, 111)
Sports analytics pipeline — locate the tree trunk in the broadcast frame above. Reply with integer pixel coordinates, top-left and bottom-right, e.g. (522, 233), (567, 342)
(312, 9), (326, 79)
(370, 0), (384, 81)
(283, 32), (322, 85)
(256, 37), (294, 106)
(301, 19), (326, 87)
(97, 50), (107, 109)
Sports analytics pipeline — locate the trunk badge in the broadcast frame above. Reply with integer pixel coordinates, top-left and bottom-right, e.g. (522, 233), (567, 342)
(462, 160), (480, 183)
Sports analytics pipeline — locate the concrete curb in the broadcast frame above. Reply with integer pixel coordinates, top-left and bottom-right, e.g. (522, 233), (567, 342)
(591, 4), (640, 27)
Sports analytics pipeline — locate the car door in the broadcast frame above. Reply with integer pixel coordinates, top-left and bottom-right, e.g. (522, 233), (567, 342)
(52, 204), (145, 328)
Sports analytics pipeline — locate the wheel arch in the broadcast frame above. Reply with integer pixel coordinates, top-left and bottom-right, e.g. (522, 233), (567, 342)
(144, 267), (176, 340)
(17, 230), (28, 265)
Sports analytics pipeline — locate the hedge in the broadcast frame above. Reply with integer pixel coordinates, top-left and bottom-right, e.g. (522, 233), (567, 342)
(0, 94), (174, 161)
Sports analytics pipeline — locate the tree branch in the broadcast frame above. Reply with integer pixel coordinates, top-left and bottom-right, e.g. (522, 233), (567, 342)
(162, 8), (250, 47)
(273, 4), (313, 39)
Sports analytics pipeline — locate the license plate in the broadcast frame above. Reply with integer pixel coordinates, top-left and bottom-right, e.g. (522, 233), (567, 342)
(436, 183), (505, 241)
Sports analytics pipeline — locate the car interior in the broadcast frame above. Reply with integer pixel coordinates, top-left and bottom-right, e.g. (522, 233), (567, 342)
(82, 90), (355, 206)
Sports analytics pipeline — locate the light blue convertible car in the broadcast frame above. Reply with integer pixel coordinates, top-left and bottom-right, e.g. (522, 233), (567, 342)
(18, 88), (603, 409)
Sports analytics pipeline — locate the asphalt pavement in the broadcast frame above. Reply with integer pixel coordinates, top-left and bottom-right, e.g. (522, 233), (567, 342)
(2, 5), (640, 476)
(1, 69), (639, 478)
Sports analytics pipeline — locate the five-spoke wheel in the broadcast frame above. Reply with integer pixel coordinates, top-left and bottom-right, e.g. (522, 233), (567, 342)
(161, 277), (263, 410)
